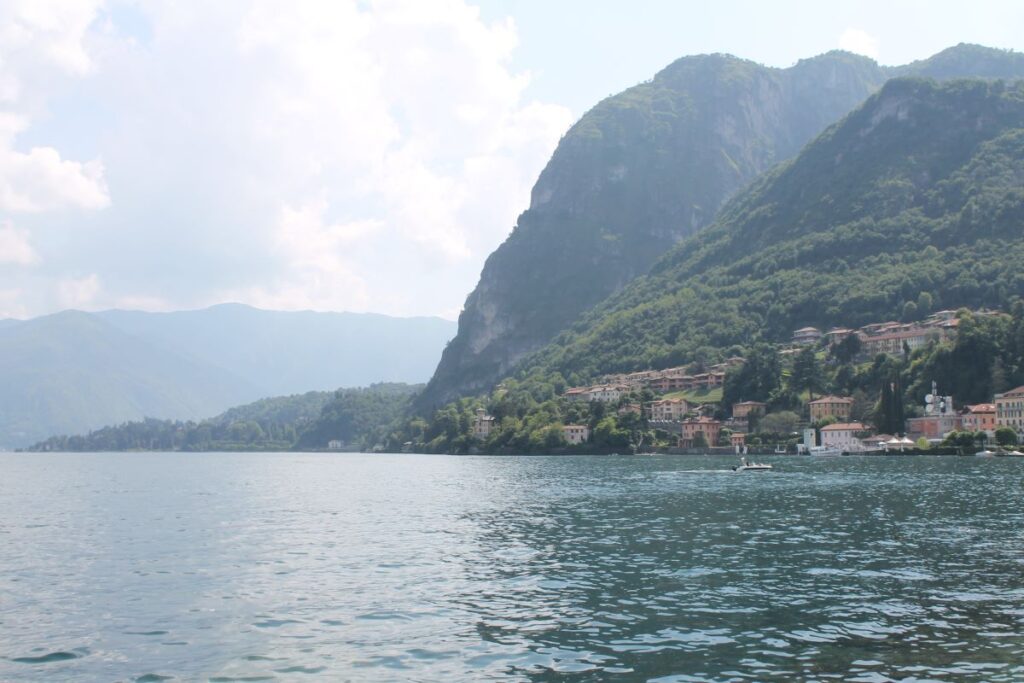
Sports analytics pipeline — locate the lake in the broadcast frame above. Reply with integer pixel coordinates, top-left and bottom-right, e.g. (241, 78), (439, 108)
(1, 453), (1023, 681)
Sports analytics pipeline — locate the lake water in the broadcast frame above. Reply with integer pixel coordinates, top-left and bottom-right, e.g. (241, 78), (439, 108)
(1, 453), (1023, 682)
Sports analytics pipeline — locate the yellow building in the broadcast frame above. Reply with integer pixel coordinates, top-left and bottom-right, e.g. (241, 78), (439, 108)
(808, 395), (854, 422)
(995, 386), (1024, 432)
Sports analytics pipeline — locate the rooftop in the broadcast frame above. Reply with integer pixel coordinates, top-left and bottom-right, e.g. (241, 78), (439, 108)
(809, 395), (855, 405)
(821, 422), (867, 431)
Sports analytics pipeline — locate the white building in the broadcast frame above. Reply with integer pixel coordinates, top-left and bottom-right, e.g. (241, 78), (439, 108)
(586, 385), (627, 403)
(327, 439), (343, 450)
(792, 326), (823, 345)
(649, 398), (690, 422)
(563, 424), (590, 445)
(820, 422), (868, 453)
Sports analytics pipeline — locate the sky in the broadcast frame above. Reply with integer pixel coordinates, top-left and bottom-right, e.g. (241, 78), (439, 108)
(1, 1), (1023, 320)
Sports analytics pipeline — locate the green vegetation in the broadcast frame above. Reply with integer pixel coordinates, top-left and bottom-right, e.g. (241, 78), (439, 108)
(0, 305), (455, 450)
(419, 45), (1024, 411)
(519, 79), (1024, 383)
(28, 384), (421, 453)
(297, 383), (423, 450)
(664, 387), (724, 403)
(29, 391), (332, 452)
(401, 78), (1024, 454)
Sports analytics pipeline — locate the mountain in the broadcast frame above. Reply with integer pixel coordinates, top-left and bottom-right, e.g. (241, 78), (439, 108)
(0, 311), (256, 448)
(0, 305), (455, 449)
(28, 390), (336, 452)
(518, 78), (1024, 380)
(28, 383), (420, 453)
(96, 304), (455, 397)
(417, 44), (1024, 410)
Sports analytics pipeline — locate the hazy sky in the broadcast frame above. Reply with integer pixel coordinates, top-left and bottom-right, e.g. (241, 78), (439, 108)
(2, 1), (1023, 320)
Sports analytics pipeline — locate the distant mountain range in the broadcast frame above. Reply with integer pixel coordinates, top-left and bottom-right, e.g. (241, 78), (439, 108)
(417, 44), (1024, 410)
(0, 304), (454, 448)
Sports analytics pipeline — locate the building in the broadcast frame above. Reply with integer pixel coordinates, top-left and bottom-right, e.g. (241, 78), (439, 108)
(586, 385), (627, 403)
(792, 327), (823, 345)
(472, 408), (496, 439)
(563, 424), (590, 445)
(730, 433), (746, 448)
(961, 404), (996, 436)
(327, 439), (343, 450)
(650, 398), (690, 422)
(808, 395), (855, 422)
(995, 386), (1024, 432)
(732, 401), (766, 420)
(861, 434), (894, 451)
(905, 413), (961, 441)
(618, 403), (642, 416)
(562, 385), (627, 403)
(824, 328), (855, 345)
(859, 328), (939, 357)
(679, 416), (722, 448)
(820, 422), (868, 452)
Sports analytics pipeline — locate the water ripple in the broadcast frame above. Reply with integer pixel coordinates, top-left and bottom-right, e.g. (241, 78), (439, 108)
(1, 453), (1023, 681)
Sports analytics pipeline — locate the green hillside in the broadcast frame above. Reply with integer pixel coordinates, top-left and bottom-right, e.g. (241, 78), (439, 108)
(395, 77), (1024, 455)
(523, 78), (1024, 380)
(29, 384), (419, 453)
(418, 44), (1024, 411)
(0, 305), (454, 449)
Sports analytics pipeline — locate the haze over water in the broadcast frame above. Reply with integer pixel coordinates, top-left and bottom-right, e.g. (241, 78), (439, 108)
(2, 453), (1023, 681)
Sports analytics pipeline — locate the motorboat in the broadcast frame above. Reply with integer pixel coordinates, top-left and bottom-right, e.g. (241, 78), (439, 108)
(732, 458), (773, 472)
(976, 449), (997, 457)
(809, 446), (841, 457)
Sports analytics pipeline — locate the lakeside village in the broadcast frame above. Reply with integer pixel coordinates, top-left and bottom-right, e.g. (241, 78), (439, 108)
(459, 308), (1024, 456)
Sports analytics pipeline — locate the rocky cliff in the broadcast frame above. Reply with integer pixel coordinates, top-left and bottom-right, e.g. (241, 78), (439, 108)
(416, 44), (1024, 410)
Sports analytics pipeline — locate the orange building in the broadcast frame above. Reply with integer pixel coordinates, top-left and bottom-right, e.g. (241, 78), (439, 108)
(732, 401), (766, 419)
(961, 404), (996, 435)
(808, 395), (855, 422)
(679, 417), (722, 448)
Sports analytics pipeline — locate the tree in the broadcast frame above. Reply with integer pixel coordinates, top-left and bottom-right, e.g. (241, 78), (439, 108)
(996, 427), (1018, 446)
(759, 411), (800, 435)
(692, 432), (709, 449)
(917, 292), (934, 316)
(831, 333), (863, 365)
(991, 357), (1009, 395)
(790, 345), (824, 402)
(723, 344), (781, 405)
(902, 300), (919, 322)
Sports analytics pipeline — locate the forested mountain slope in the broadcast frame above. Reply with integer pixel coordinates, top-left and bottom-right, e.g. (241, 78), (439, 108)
(520, 78), (1024, 379)
(0, 305), (454, 449)
(0, 311), (256, 448)
(418, 44), (1024, 410)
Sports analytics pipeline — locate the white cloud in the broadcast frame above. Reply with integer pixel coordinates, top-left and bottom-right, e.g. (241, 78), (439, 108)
(839, 28), (880, 60)
(0, 1), (572, 318)
(0, 221), (38, 265)
(0, 145), (109, 212)
(224, 200), (379, 312)
(0, 1), (110, 214)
